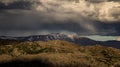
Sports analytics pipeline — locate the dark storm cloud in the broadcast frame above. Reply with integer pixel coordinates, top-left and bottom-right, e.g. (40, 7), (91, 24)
(0, 0), (36, 10)
(0, 22), (85, 32)
(108, 0), (120, 2)
(87, 0), (120, 3)
(91, 21), (120, 36)
(0, 0), (120, 36)
(0, 0), (40, 10)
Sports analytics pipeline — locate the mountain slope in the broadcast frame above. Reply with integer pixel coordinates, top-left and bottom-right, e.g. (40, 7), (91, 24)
(0, 40), (120, 67)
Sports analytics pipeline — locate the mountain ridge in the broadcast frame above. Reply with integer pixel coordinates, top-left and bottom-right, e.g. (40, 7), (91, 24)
(0, 33), (120, 49)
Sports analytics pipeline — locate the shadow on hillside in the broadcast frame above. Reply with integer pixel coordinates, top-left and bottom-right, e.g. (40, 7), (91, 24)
(0, 60), (50, 67)
(0, 60), (91, 67)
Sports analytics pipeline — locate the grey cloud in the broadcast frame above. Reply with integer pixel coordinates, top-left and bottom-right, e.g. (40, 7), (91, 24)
(0, 0), (120, 36)
(86, 0), (120, 3)
(0, 0), (36, 10)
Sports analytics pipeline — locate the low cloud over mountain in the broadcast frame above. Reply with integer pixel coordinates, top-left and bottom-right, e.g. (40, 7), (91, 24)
(0, 0), (120, 36)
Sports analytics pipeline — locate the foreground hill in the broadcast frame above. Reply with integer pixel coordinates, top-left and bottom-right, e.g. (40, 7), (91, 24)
(0, 40), (120, 67)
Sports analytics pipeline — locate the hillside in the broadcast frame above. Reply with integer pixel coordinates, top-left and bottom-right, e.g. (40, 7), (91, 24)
(0, 40), (120, 67)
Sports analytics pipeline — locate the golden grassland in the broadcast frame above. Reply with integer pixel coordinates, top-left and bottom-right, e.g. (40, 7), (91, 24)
(0, 40), (120, 67)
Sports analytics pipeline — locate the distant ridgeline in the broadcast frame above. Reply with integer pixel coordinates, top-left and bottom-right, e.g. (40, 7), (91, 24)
(0, 33), (120, 49)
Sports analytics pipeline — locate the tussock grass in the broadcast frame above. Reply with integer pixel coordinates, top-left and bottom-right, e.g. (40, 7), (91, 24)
(0, 40), (120, 67)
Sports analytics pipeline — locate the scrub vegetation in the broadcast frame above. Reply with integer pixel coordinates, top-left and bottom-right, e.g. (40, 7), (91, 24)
(0, 40), (120, 67)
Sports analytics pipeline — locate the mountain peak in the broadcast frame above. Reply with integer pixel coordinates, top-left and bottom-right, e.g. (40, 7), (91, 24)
(0, 33), (120, 49)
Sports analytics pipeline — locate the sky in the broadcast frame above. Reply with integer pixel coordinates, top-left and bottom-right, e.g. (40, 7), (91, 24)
(82, 35), (118, 41)
(0, 0), (120, 41)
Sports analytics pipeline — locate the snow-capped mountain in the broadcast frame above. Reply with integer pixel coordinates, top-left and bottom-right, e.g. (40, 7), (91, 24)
(0, 33), (75, 41)
(0, 33), (120, 49)
(0, 33), (95, 46)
